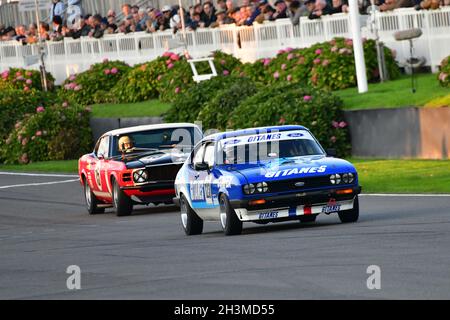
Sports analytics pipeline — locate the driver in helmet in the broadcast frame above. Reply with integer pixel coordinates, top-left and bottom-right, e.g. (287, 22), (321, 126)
(118, 135), (134, 153)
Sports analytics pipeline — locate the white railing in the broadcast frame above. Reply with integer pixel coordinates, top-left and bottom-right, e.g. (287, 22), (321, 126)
(1, 8), (449, 84)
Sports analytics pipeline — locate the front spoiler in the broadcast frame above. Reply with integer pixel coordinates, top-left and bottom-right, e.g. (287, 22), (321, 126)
(229, 186), (361, 210)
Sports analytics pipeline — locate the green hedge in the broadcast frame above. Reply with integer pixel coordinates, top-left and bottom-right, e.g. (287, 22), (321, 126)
(0, 67), (55, 91)
(0, 89), (61, 141)
(58, 59), (131, 105)
(438, 55), (449, 88)
(0, 102), (92, 164)
(228, 83), (351, 156)
(232, 38), (400, 90)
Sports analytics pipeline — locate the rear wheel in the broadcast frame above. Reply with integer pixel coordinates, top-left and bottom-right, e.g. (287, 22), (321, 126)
(219, 194), (242, 236)
(180, 195), (203, 235)
(338, 196), (359, 223)
(112, 178), (133, 217)
(299, 215), (317, 223)
(83, 178), (104, 215)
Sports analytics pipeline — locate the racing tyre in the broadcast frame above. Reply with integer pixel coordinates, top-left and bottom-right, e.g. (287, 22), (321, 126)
(338, 196), (359, 223)
(84, 179), (105, 215)
(299, 215), (317, 223)
(112, 178), (133, 217)
(219, 194), (242, 236)
(180, 195), (203, 235)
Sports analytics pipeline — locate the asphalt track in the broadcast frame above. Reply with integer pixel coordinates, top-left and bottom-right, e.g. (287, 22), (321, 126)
(1, 172), (450, 300)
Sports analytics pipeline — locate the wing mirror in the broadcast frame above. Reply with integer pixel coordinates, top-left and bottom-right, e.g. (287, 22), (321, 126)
(326, 148), (337, 157)
(194, 162), (209, 171)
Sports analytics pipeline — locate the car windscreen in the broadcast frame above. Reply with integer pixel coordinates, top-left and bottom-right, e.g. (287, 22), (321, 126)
(218, 132), (325, 165)
(112, 127), (199, 156)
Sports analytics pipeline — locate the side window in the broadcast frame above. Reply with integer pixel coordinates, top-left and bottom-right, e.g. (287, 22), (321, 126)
(192, 143), (206, 165)
(204, 143), (215, 167)
(96, 137), (110, 158)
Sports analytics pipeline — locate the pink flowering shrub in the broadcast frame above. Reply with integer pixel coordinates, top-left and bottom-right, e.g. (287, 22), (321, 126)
(59, 60), (130, 105)
(0, 89), (60, 146)
(0, 67), (54, 91)
(0, 102), (92, 164)
(232, 37), (399, 90)
(437, 56), (450, 88)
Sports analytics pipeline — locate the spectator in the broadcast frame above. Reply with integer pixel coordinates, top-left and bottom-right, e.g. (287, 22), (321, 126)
(211, 9), (234, 27)
(52, 15), (63, 33)
(202, 1), (217, 27)
(88, 14), (104, 38)
(26, 23), (38, 44)
(289, 0), (309, 25)
(71, 17), (91, 38)
(217, 0), (228, 11)
(137, 8), (149, 30)
(152, 11), (171, 32)
(50, 0), (66, 23)
(39, 22), (50, 41)
(131, 5), (140, 15)
(14, 25), (27, 43)
(272, 0), (289, 20)
(379, 0), (415, 11)
(308, 0), (333, 19)
(330, 0), (349, 13)
(122, 3), (132, 20)
(188, 12), (205, 30)
(226, 0), (236, 12)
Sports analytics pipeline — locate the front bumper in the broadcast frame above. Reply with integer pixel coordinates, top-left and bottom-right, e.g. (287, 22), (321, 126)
(121, 180), (175, 203)
(230, 186), (361, 222)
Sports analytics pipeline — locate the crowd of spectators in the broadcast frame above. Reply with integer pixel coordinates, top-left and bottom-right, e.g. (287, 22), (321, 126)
(0, 0), (449, 43)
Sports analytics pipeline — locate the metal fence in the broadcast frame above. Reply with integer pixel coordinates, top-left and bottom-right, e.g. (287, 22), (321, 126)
(1, 7), (449, 84)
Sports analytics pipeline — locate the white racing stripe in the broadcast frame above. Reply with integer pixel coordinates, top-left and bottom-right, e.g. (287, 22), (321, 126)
(0, 179), (80, 189)
(361, 193), (450, 197)
(0, 171), (78, 178)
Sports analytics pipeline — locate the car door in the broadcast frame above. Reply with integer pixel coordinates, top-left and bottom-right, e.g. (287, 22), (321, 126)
(91, 136), (110, 200)
(187, 142), (208, 214)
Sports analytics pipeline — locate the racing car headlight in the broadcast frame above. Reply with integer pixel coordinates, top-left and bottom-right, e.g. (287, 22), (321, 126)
(243, 183), (256, 195)
(348, 172), (354, 183)
(256, 182), (268, 193)
(342, 173), (349, 184)
(330, 174), (342, 185)
(133, 169), (148, 184)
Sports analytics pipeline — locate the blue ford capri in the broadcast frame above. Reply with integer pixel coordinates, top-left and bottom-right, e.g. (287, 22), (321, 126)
(174, 125), (361, 236)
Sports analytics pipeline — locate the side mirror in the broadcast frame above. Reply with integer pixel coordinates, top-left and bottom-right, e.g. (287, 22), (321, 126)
(194, 162), (209, 171)
(326, 148), (337, 157)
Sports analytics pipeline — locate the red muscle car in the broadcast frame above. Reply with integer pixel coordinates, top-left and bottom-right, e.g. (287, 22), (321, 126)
(78, 123), (203, 216)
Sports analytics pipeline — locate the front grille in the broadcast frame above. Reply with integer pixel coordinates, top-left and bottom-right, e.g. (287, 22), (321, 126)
(146, 163), (183, 181)
(268, 175), (331, 193)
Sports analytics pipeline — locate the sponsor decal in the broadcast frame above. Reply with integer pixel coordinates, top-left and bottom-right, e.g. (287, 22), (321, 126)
(322, 198), (341, 214)
(223, 139), (241, 145)
(287, 132), (304, 138)
(265, 165), (327, 178)
(189, 181), (205, 201)
(259, 211), (278, 219)
(247, 133), (282, 143)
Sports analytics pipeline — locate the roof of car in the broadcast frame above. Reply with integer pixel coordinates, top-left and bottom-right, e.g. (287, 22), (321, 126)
(104, 123), (201, 137)
(205, 125), (309, 141)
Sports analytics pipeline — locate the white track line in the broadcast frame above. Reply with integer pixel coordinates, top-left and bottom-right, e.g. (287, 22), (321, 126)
(0, 179), (80, 189)
(0, 172), (78, 178)
(361, 193), (450, 197)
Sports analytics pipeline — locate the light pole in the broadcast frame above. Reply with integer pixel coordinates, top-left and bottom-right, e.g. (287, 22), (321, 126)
(348, 0), (368, 93)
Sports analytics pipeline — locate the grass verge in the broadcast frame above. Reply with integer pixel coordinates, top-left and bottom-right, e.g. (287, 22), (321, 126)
(0, 160), (78, 173)
(90, 99), (171, 118)
(335, 73), (449, 110)
(351, 159), (450, 194)
(1, 159), (449, 194)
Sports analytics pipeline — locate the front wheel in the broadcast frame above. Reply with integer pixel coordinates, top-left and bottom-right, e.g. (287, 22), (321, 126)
(180, 195), (203, 235)
(112, 178), (133, 216)
(219, 194), (242, 236)
(338, 196), (359, 223)
(84, 179), (104, 215)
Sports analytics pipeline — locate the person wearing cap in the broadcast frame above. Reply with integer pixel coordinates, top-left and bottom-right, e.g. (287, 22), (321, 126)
(272, 0), (288, 20)
(289, 0), (309, 25)
(211, 9), (234, 27)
